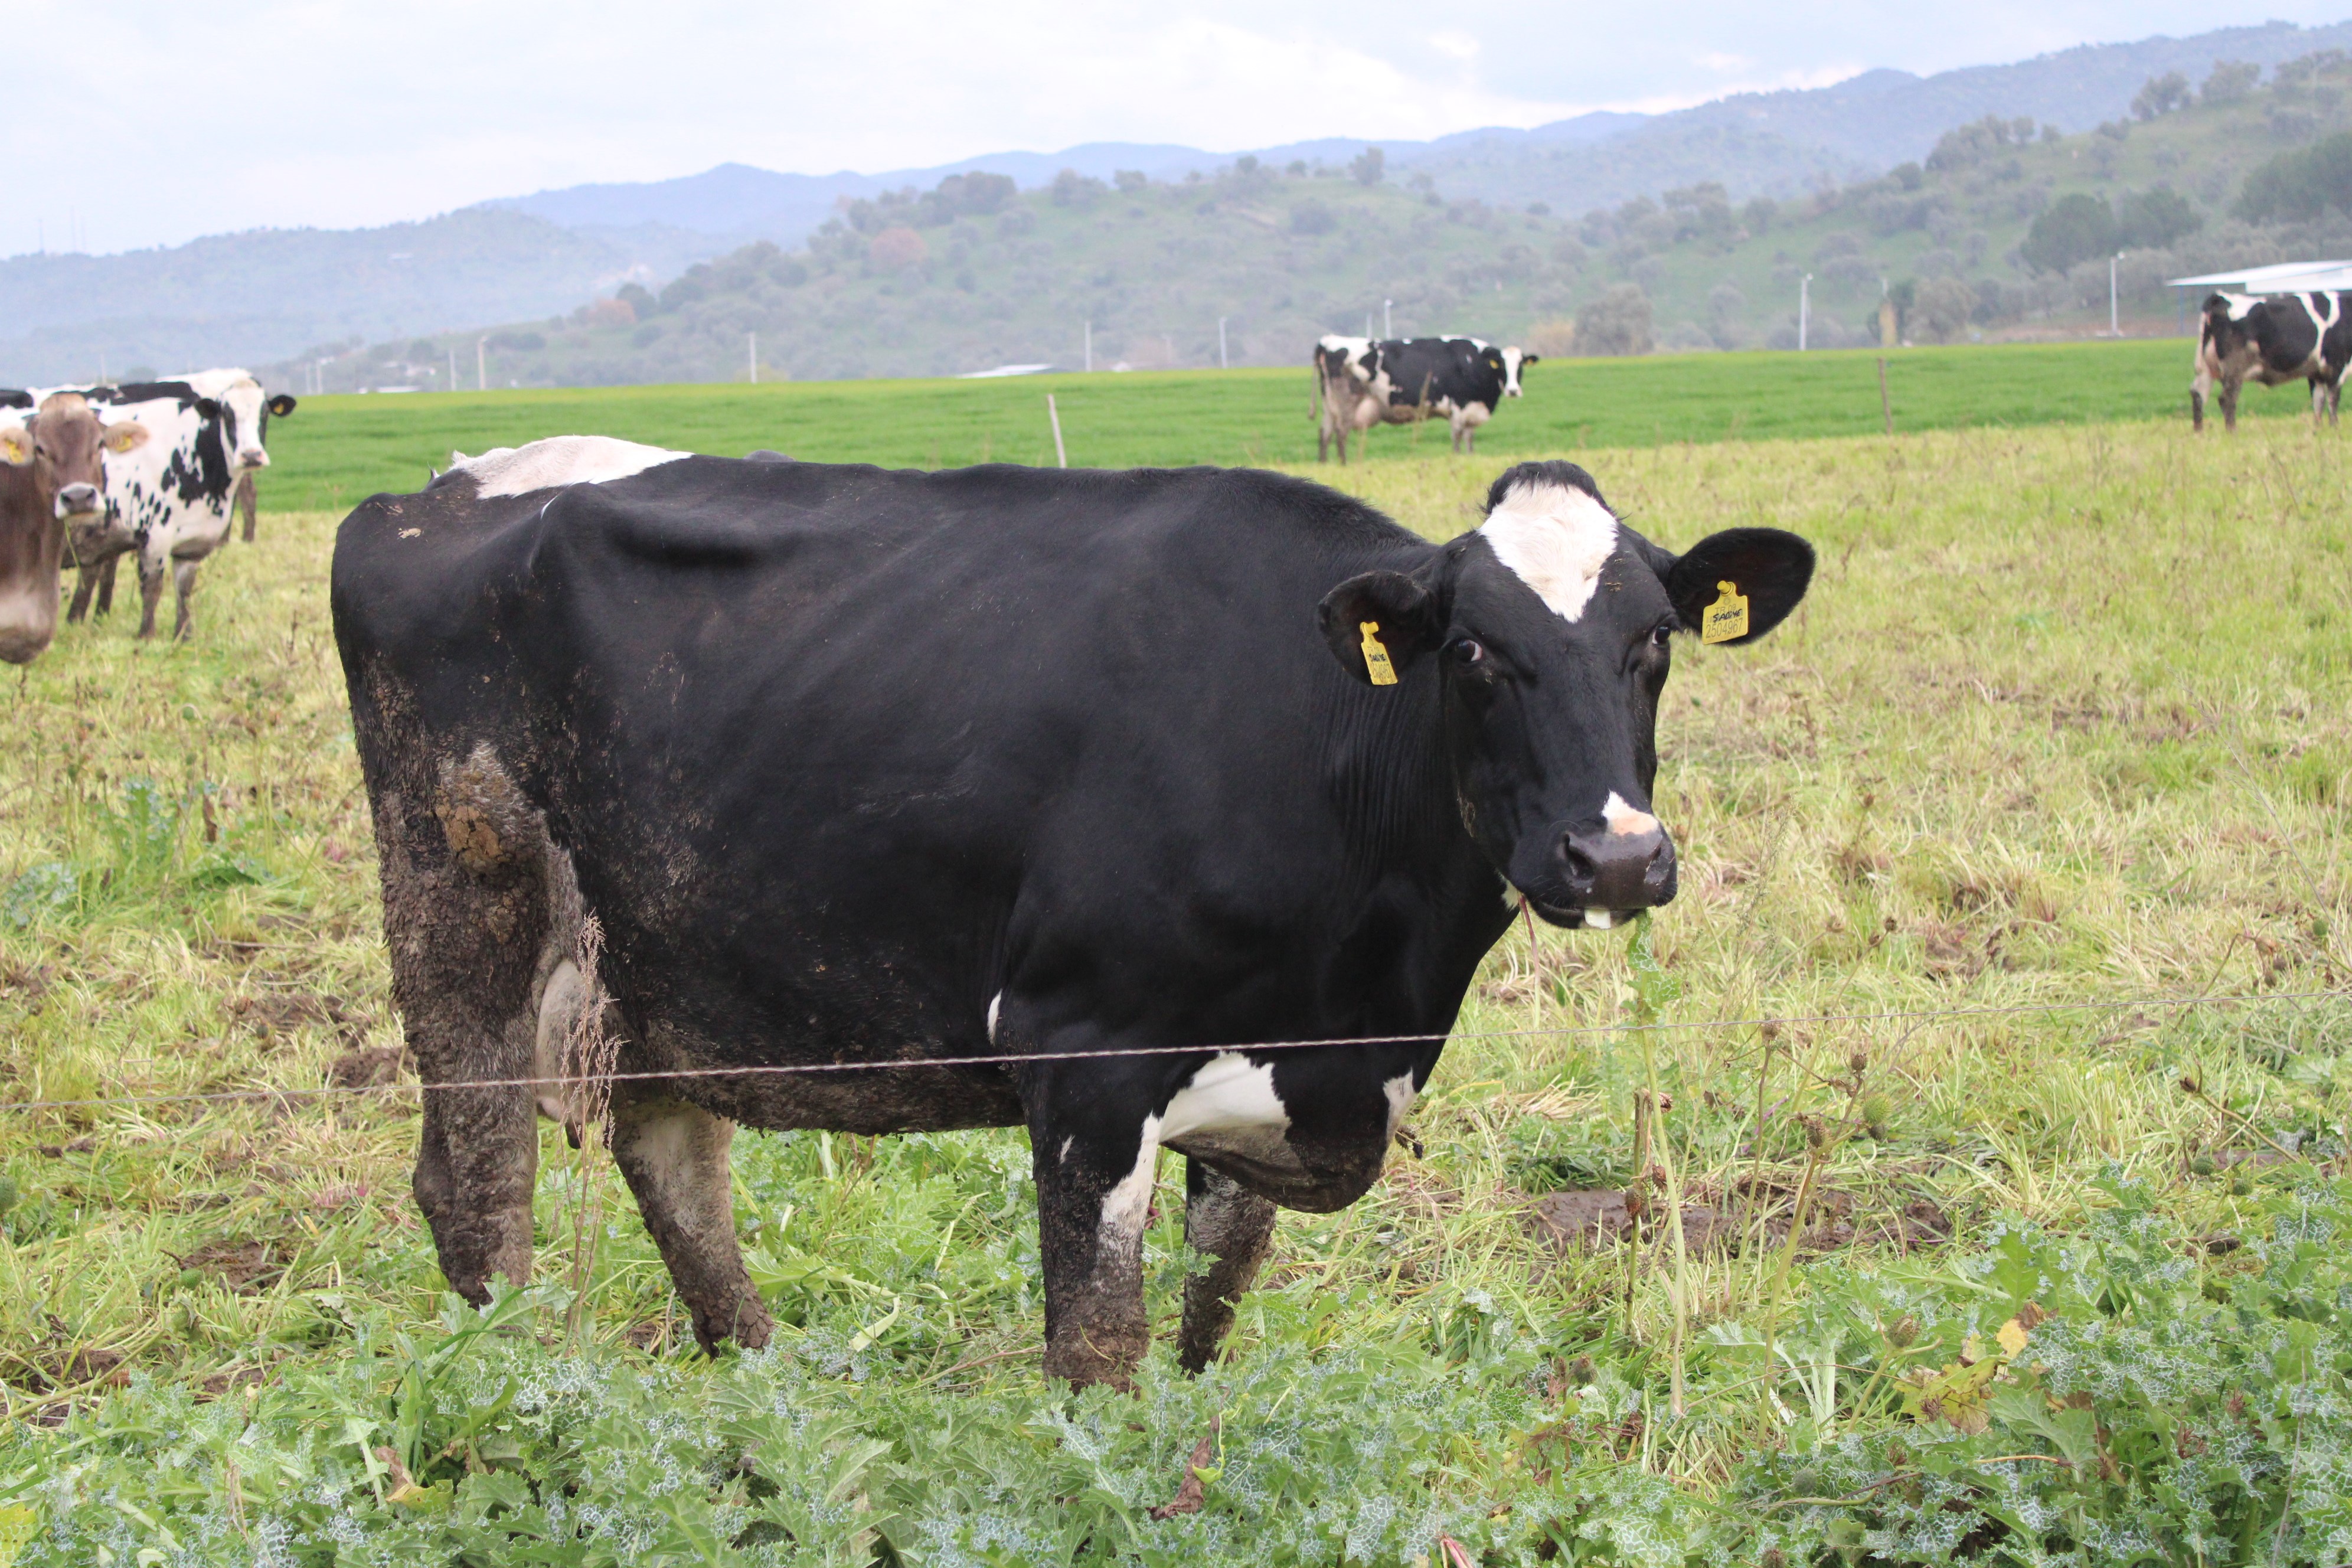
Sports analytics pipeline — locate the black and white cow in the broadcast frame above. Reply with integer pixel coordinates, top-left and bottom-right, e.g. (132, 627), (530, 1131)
(331, 439), (1813, 1386)
(2192, 290), (2352, 430)
(55, 374), (295, 638)
(1315, 335), (1536, 462)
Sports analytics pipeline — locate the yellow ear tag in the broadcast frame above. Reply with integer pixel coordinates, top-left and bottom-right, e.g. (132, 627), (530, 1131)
(1700, 580), (1749, 645)
(1358, 620), (1399, 685)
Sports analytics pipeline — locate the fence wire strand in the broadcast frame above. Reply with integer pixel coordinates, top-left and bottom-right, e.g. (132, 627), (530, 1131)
(1, 986), (2343, 1118)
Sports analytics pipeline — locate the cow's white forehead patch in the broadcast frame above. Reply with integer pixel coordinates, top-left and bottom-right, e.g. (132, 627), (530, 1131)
(455, 435), (691, 499)
(1478, 479), (1619, 622)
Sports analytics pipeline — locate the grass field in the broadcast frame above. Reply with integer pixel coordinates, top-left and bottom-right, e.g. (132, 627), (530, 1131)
(251, 335), (2340, 513)
(1, 417), (2348, 1563)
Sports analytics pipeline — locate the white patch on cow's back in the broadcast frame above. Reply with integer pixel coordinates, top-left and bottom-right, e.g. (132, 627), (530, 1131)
(1478, 479), (1620, 623)
(1602, 791), (1660, 838)
(1383, 1073), (1419, 1136)
(453, 435), (691, 499)
(2226, 293), (2259, 321)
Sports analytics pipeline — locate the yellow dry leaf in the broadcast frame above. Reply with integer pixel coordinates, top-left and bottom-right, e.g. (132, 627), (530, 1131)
(1997, 1317), (2030, 1359)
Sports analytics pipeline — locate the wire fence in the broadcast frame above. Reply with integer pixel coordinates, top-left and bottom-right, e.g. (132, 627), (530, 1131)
(1, 986), (2343, 1119)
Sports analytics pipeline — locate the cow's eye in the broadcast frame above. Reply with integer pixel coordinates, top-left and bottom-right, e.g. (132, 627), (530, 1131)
(1451, 637), (1486, 666)
(1649, 622), (1674, 649)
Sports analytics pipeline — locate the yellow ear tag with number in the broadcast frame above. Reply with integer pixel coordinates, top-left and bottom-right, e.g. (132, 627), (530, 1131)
(1700, 580), (1749, 645)
(1358, 620), (1399, 685)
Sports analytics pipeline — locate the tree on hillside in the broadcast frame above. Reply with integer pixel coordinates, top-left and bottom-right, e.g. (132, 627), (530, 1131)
(2203, 60), (2260, 104)
(2131, 72), (2192, 121)
(1926, 115), (2039, 172)
(1574, 284), (1652, 356)
(1349, 147), (1385, 186)
(2235, 132), (2352, 222)
(1911, 278), (1977, 343)
(2114, 186), (2201, 249)
(2020, 193), (2118, 273)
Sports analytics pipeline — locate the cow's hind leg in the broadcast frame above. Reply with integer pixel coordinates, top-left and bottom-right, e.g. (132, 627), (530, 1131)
(2222, 381), (2241, 433)
(134, 556), (166, 639)
(607, 1089), (773, 1353)
(1176, 1158), (1276, 1374)
(94, 554), (118, 618)
(66, 561), (102, 625)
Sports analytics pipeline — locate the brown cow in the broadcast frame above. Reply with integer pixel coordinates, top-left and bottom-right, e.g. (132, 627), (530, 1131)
(0, 394), (146, 664)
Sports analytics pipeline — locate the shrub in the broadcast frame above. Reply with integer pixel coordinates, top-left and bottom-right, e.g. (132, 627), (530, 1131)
(2204, 59), (2262, 104)
(1348, 146), (1384, 186)
(868, 227), (928, 271)
(2021, 192), (2118, 273)
(1574, 284), (1653, 356)
(1288, 200), (1337, 236)
(1911, 277), (1978, 342)
(2115, 185), (2203, 248)
(2236, 132), (2352, 221)
(2132, 70), (2192, 120)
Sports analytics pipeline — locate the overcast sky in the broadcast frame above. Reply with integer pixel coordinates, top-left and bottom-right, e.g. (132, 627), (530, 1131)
(14, 2), (2352, 256)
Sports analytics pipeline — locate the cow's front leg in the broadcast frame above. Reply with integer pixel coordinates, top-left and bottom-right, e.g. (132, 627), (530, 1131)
(608, 1088), (772, 1353)
(1027, 1078), (1159, 1388)
(133, 554), (166, 639)
(2222, 381), (2240, 432)
(66, 562), (100, 624)
(171, 560), (201, 641)
(1177, 1157), (1275, 1374)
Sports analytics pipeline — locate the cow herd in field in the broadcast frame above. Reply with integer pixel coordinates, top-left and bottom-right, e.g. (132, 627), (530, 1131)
(0, 371), (293, 665)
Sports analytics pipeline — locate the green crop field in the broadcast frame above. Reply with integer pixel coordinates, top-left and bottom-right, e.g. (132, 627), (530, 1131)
(1, 416), (2348, 1563)
(256, 335), (2333, 514)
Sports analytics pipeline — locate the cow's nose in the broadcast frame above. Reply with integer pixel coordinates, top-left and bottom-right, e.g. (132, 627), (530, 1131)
(55, 483), (100, 516)
(1557, 821), (1676, 913)
(238, 447), (270, 468)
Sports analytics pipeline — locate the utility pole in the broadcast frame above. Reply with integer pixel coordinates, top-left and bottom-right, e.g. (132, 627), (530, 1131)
(1798, 274), (1813, 352)
(2109, 253), (2123, 337)
(1218, 317), (1228, 369)
(749, 331), (758, 384)
(478, 337), (488, 393)
(1384, 299), (1392, 337)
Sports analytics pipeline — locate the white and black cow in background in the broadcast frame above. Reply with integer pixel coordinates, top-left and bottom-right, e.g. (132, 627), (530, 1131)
(332, 441), (1813, 1387)
(2192, 290), (2352, 430)
(1315, 335), (1536, 462)
(51, 372), (294, 638)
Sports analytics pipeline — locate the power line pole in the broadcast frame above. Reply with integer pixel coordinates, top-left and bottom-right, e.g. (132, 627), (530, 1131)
(749, 331), (758, 384)
(2109, 253), (2123, 337)
(1798, 274), (1813, 352)
(1218, 317), (1228, 369)
(477, 337), (488, 393)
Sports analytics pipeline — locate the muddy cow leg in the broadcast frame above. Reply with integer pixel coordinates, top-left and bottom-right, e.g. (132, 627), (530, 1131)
(134, 553), (166, 639)
(374, 746), (558, 1303)
(606, 1089), (773, 1353)
(1025, 1059), (1160, 1389)
(1176, 1158), (1276, 1374)
(2222, 380), (2240, 433)
(171, 560), (200, 641)
(66, 561), (100, 624)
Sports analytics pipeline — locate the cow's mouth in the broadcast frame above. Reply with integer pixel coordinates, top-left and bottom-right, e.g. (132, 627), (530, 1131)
(1525, 898), (1648, 930)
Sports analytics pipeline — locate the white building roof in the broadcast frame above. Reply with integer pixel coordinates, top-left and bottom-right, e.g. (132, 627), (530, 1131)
(2167, 259), (2352, 292)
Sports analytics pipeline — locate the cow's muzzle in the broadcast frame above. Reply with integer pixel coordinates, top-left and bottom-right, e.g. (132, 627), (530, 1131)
(238, 447), (270, 469)
(54, 483), (102, 520)
(1544, 819), (1676, 927)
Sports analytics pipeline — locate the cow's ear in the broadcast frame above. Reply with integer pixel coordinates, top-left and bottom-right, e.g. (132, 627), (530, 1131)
(0, 427), (30, 466)
(1318, 570), (1440, 686)
(1661, 528), (1815, 646)
(1522, 352), (1541, 366)
(195, 398), (222, 421)
(267, 394), (297, 417)
(103, 421), (150, 454)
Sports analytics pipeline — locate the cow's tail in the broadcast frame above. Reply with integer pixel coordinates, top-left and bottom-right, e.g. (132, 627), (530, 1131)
(2191, 294), (2224, 432)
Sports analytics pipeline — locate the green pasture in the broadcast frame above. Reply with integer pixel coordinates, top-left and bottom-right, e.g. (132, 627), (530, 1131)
(253, 335), (2295, 512)
(1, 418), (2348, 1563)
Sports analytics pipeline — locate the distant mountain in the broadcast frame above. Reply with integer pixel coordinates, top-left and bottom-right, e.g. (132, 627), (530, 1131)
(9, 17), (2352, 383)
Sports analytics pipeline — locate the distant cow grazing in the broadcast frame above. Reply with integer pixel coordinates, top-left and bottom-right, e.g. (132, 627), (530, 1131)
(61, 373), (295, 638)
(333, 440), (1812, 1386)
(0, 393), (143, 663)
(1315, 335), (1536, 462)
(2193, 290), (2352, 430)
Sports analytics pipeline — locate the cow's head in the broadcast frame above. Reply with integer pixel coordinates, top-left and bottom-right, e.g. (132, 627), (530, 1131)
(213, 377), (293, 472)
(1499, 347), (1536, 397)
(1318, 460), (1812, 927)
(0, 393), (143, 664)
